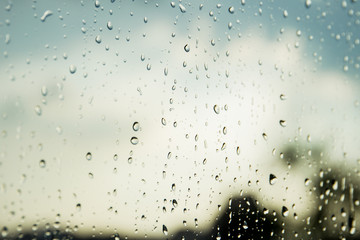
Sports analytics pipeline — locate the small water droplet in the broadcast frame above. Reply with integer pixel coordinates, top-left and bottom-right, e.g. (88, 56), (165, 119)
(95, 35), (102, 44)
(223, 127), (227, 135)
(228, 6), (235, 14)
(39, 159), (46, 168)
(41, 86), (48, 96)
(171, 183), (176, 191)
(282, 206), (289, 217)
(144, 17), (148, 23)
(69, 64), (77, 74)
(213, 105), (220, 114)
(95, 0), (100, 8)
(161, 118), (167, 126)
(170, 2), (175, 8)
(172, 199), (178, 207)
(88, 172), (94, 179)
(305, 0), (312, 8)
(279, 120), (287, 127)
(86, 152), (92, 160)
(40, 10), (53, 22)
(34, 105), (42, 116)
(113, 154), (118, 161)
(283, 10), (288, 18)
(1, 227), (8, 237)
(132, 122), (140, 131)
(179, 4), (186, 13)
(269, 174), (278, 185)
(107, 21), (113, 30)
(130, 137), (139, 145)
(236, 146), (240, 155)
(203, 158), (207, 165)
(184, 44), (190, 52)
(280, 94), (286, 100)
(262, 133), (268, 140)
(162, 225), (168, 235)
(76, 203), (81, 211)
(128, 157), (133, 164)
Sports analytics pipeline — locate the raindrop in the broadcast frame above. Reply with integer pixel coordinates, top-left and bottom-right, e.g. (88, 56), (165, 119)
(282, 206), (289, 217)
(34, 105), (42, 116)
(305, 0), (312, 8)
(107, 21), (113, 30)
(113, 154), (118, 161)
(262, 133), (268, 140)
(283, 10), (288, 18)
(184, 44), (190, 52)
(241, 0), (246, 5)
(304, 178), (311, 186)
(236, 146), (240, 155)
(128, 157), (133, 164)
(144, 17), (148, 23)
(228, 6), (235, 14)
(132, 122), (140, 131)
(41, 86), (48, 96)
(280, 94), (286, 100)
(76, 203), (81, 211)
(213, 105), (220, 114)
(40, 10), (53, 22)
(279, 120), (287, 127)
(95, 0), (100, 8)
(1, 227), (8, 237)
(203, 158), (207, 165)
(130, 137), (139, 145)
(162, 225), (168, 235)
(269, 174), (278, 185)
(86, 152), (92, 160)
(172, 199), (178, 208)
(69, 64), (77, 74)
(95, 35), (102, 44)
(161, 118), (167, 126)
(88, 172), (94, 179)
(171, 183), (176, 191)
(223, 127), (227, 135)
(179, 4), (186, 13)
(170, 2), (175, 8)
(39, 159), (46, 168)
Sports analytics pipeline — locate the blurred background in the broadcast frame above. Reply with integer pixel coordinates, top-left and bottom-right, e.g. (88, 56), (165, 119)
(0, 0), (360, 239)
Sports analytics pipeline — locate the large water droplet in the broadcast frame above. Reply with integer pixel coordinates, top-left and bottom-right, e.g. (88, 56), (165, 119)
(39, 159), (46, 168)
(130, 137), (139, 145)
(279, 120), (287, 127)
(34, 105), (42, 116)
(69, 64), (77, 74)
(228, 6), (235, 14)
(179, 4), (186, 13)
(282, 206), (289, 217)
(40, 10), (53, 22)
(162, 225), (168, 235)
(132, 122), (140, 131)
(95, 35), (102, 44)
(184, 44), (190, 52)
(269, 174), (278, 185)
(213, 105), (220, 114)
(107, 21), (113, 30)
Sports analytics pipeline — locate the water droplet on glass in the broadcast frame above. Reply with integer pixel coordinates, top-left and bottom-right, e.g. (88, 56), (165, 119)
(162, 225), (168, 235)
(236, 146), (240, 155)
(283, 10), (288, 18)
(132, 122), (140, 131)
(282, 206), (289, 217)
(113, 154), (118, 161)
(144, 17), (148, 23)
(179, 4), (186, 13)
(184, 44), (190, 52)
(76, 203), (81, 211)
(304, 178), (310, 186)
(213, 105), (220, 114)
(88, 172), (94, 179)
(305, 0), (312, 8)
(262, 133), (268, 140)
(86, 152), (92, 160)
(228, 6), (235, 14)
(170, 2), (175, 8)
(280, 94), (286, 100)
(128, 157), (133, 164)
(95, 35), (102, 44)
(107, 21), (113, 30)
(39, 159), (46, 168)
(41, 86), (48, 96)
(95, 0), (100, 8)
(269, 174), (278, 185)
(130, 137), (139, 145)
(172, 199), (178, 208)
(34, 105), (42, 116)
(40, 10), (53, 22)
(69, 64), (77, 74)
(279, 120), (287, 127)
(161, 118), (167, 126)
(1, 227), (8, 237)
